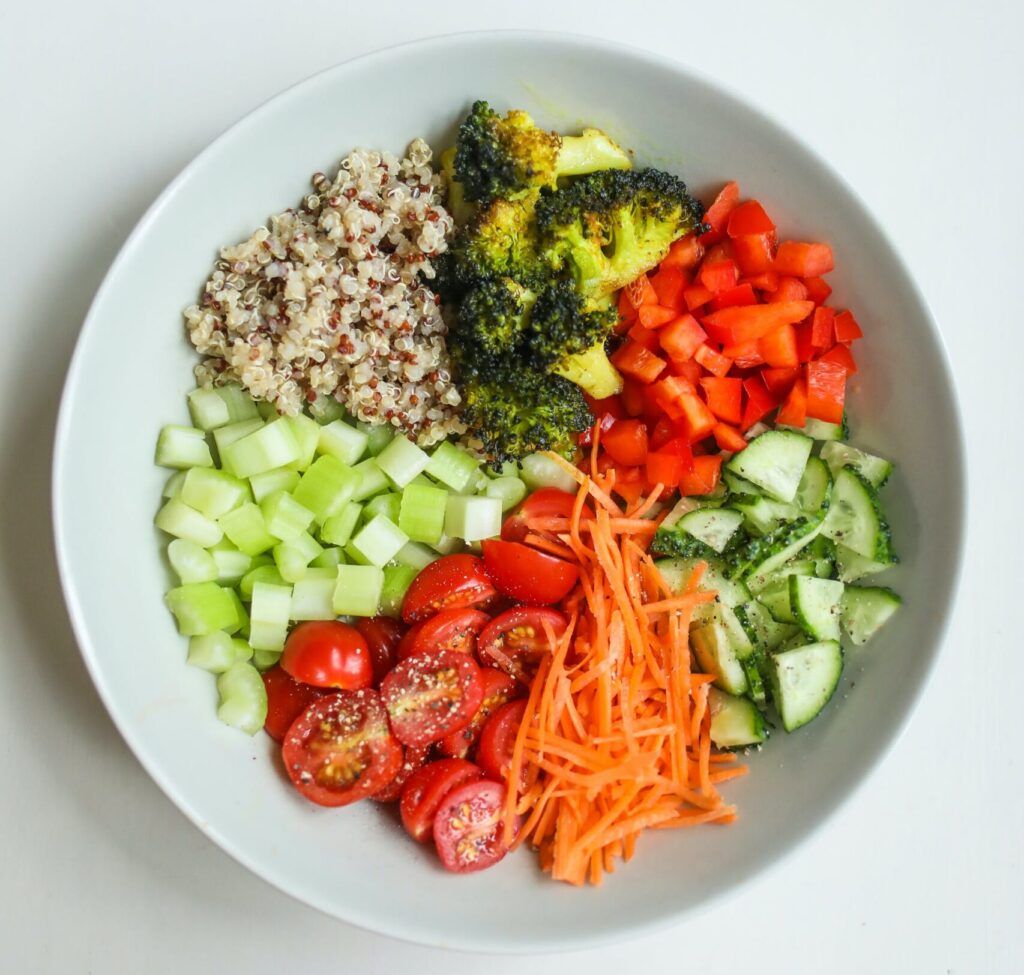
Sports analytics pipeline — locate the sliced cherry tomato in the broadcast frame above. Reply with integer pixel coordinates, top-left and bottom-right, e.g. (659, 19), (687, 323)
(282, 690), (402, 808)
(399, 758), (484, 842)
(502, 488), (580, 542)
(397, 620), (424, 661)
(281, 621), (373, 690)
(477, 607), (567, 682)
(354, 616), (405, 685)
(433, 780), (519, 874)
(380, 648), (484, 747)
(481, 540), (579, 605)
(401, 554), (497, 624)
(403, 607), (490, 659)
(477, 698), (528, 785)
(371, 743), (432, 803)
(437, 668), (519, 758)
(261, 665), (328, 743)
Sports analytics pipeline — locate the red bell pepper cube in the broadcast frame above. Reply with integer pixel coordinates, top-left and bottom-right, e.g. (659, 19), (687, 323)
(620, 377), (646, 417)
(611, 341), (667, 384)
(794, 321), (816, 362)
(819, 343), (858, 375)
(810, 306), (836, 349)
(637, 304), (678, 329)
(623, 275), (658, 310)
(720, 340), (764, 369)
(767, 276), (810, 303)
(776, 377), (808, 427)
(583, 393), (626, 419)
(700, 181), (740, 245)
(774, 241), (835, 277)
(742, 271), (780, 293)
(577, 411), (617, 448)
(602, 419), (649, 467)
(803, 276), (833, 305)
(806, 359), (847, 424)
(675, 389), (717, 443)
(702, 300), (814, 345)
(709, 283), (758, 311)
(660, 233), (704, 271)
(667, 358), (703, 385)
(761, 366), (801, 396)
(650, 376), (695, 422)
(833, 309), (864, 342)
(658, 314), (707, 362)
(694, 343), (734, 377)
(610, 464), (645, 505)
(700, 376), (743, 424)
(649, 416), (680, 450)
(618, 288), (637, 324)
(712, 422), (748, 454)
(731, 233), (776, 274)
(679, 454), (723, 496)
(646, 449), (686, 488)
(758, 323), (800, 368)
(727, 200), (776, 237)
(649, 266), (688, 310)
(683, 284), (713, 311)
(699, 259), (740, 294)
(741, 375), (779, 430)
(627, 321), (662, 353)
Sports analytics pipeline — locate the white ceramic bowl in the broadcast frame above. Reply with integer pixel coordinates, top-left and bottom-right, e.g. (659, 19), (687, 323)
(53, 31), (965, 953)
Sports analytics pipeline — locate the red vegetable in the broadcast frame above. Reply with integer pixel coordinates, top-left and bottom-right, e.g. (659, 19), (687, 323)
(400, 758), (485, 842)
(776, 376), (808, 427)
(433, 779), (517, 874)
(700, 377), (743, 425)
(401, 555), (497, 623)
(477, 607), (567, 683)
(602, 418), (649, 466)
(281, 621), (373, 691)
(437, 668), (519, 758)
(477, 698), (528, 785)
(610, 341), (667, 384)
(481, 540), (579, 605)
(658, 314), (706, 362)
(702, 300), (814, 345)
(261, 665), (327, 743)
(806, 359), (847, 423)
(403, 607), (490, 658)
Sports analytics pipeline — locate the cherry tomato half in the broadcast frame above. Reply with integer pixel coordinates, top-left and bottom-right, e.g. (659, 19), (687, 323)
(261, 665), (328, 743)
(281, 621), (373, 690)
(481, 540), (579, 605)
(399, 758), (484, 842)
(282, 690), (402, 808)
(437, 668), (519, 758)
(354, 616), (406, 685)
(476, 607), (568, 683)
(433, 779), (519, 873)
(371, 743), (432, 803)
(477, 698), (528, 786)
(401, 554), (497, 624)
(401, 607), (490, 660)
(380, 648), (484, 747)
(501, 488), (579, 543)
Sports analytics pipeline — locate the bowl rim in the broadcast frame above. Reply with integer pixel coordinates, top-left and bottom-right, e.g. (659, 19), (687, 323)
(52, 28), (968, 954)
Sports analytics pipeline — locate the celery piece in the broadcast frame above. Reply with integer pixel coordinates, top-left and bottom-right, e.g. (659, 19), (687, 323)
(216, 661), (267, 735)
(520, 453), (578, 493)
(257, 399), (278, 419)
(399, 481), (448, 544)
(293, 455), (359, 523)
(333, 565), (384, 617)
(249, 467), (301, 503)
(162, 470), (187, 499)
(187, 387), (231, 431)
(273, 530), (324, 583)
(444, 495), (502, 542)
(166, 582), (238, 636)
(209, 541), (252, 585)
(155, 425), (214, 470)
(318, 419), (369, 466)
(212, 418), (263, 460)
(311, 546), (346, 569)
(309, 394), (348, 425)
(218, 503), (277, 557)
(320, 502), (362, 547)
(221, 417), (302, 478)
(395, 540), (439, 570)
(155, 498), (223, 548)
(348, 515), (408, 567)
(239, 563), (285, 600)
(286, 413), (321, 472)
(187, 631), (251, 673)
(260, 490), (314, 541)
(251, 648), (282, 671)
(380, 564), (419, 618)
(215, 384), (260, 423)
(456, 470), (492, 497)
(225, 588), (249, 636)
(181, 467), (250, 520)
(291, 576), (337, 620)
(425, 441), (479, 492)
(364, 492), (402, 524)
(249, 581), (292, 651)
(484, 475), (527, 512)
(167, 538), (218, 584)
(376, 435), (431, 488)
(357, 421), (394, 457)
(429, 533), (465, 556)
(351, 458), (390, 502)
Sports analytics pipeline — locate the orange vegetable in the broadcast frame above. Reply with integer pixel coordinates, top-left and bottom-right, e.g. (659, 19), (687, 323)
(702, 300), (814, 345)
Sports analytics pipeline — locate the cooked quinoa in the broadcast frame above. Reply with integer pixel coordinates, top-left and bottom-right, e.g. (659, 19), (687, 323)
(184, 139), (465, 446)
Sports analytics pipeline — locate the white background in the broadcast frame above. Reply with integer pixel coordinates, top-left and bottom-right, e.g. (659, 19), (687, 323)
(1, 1), (1020, 971)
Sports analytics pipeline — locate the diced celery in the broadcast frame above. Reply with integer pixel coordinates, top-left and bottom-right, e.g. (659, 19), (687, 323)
(225, 588), (249, 636)
(445, 495), (502, 542)
(320, 502), (362, 546)
(249, 581), (292, 651)
(260, 490), (314, 541)
(484, 475), (527, 512)
(221, 417), (302, 477)
(425, 441), (480, 492)
(291, 575), (337, 620)
(155, 497), (223, 547)
(398, 481), (447, 544)
(351, 458), (390, 501)
(249, 467), (300, 502)
(215, 383), (261, 422)
(180, 467), (250, 519)
(293, 455), (359, 523)
(212, 418), (263, 460)
(311, 546), (346, 569)
(273, 530), (324, 583)
(218, 503), (277, 556)
(209, 540), (253, 585)
(251, 648), (282, 671)
(357, 421), (394, 456)
(348, 515), (408, 567)
(155, 425), (214, 470)
(187, 632), (253, 673)
(187, 387), (231, 431)
(257, 399), (278, 419)
(216, 661), (268, 735)
(318, 419), (369, 466)
(162, 470), (187, 499)
(286, 413), (321, 472)
(380, 564), (419, 618)
(333, 564), (383, 617)
(456, 470), (491, 496)
(429, 533), (464, 556)
(239, 563), (285, 600)
(167, 538), (218, 584)
(309, 394), (348, 425)
(520, 453), (577, 493)
(364, 492), (402, 524)
(395, 540), (438, 570)
(166, 582), (238, 636)
(376, 435), (431, 488)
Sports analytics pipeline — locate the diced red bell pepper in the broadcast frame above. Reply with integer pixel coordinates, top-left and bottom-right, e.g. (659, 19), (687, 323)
(803, 276), (833, 305)
(667, 358), (703, 385)
(583, 393), (626, 419)
(649, 416), (680, 450)
(683, 284), (713, 311)
(617, 289), (636, 333)
(810, 306), (836, 349)
(727, 200), (776, 237)
(637, 304), (678, 330)
(693, 343), (733, 377)
(700, 182), (740, 245)
(806, 359), (846, 424)
(658, 314), (707, 362)
(819, 343), (858, 375)
(674, 390), (717, 443)
(774, 241), (835, 278)
(760, 366), (800, 397)
(679, 454), (723, 496)
(767, 276), (810, 303)
(731, 233), (776, 274)
(759, 323), (799, 368)
(699, 259), (740, 294)
(650, 376), (696, 422)
(660, 233), (704, 271)
(611, 341), (667, 384)
(833, 310), (864, 342)
(794, 321), (816, 362)
(623, 275), (658, 310)
(610, 465), (645, 505)
(702, 300), (814, 345)
(741, 375), (779, 430)
(709, 283), (758, 311)
(646, 448), (687, 489)
(627, 321), (662, 353)
(700, 377), (743, 424)
(649, 266), (688, 310)
(776, 377), (808, 427)
(577, 411), (617, 448)
(602, 419), (649, 467)
(743, 271), (780, 292)
(720, 340), (764, 369)
(620, 377), (646, 417)
(713, 422), (748, 453)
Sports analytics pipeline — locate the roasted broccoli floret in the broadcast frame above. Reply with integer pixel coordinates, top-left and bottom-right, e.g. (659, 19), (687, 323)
(537, 168), (706, 296)
(451, 277), (536, 377)
(454, 100), (631, 205)
(439, 146), (476, 226)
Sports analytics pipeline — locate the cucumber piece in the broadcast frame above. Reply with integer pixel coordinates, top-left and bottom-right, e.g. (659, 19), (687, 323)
(445, 495), (502, 542)
(221, 417), (302, 478)
(428, 533), (465, 556)
(293, 455), (360, 522)
(770, 640), (843, 732)
(239, 563), (285, 601)
(259, 490), (314, 541)
(167, 538), (218, 584)
(722, 469), (764, 498)
(795, 456), (832, 513)
(834, 542), (896, 583)
(822, 468), (895, 561)
(217, 502), (277, 557)
(311, 546), (345, 569)
(375, 435), (431, 488)
(215, 661), (268, 736)
(424, 441), (480, 492)
(746, 558), (816, 594)
(308, 394), (348, 426)
(734, 599), (799, 652)
(729, 516), (823, 580)
(726, 430), (813, 503)
(677, 508), (744, 554)
(520, 452), (578, 493)
(840, 586), (902, 645)
(317, 418), (369, 466)
(162, 470), (187, 499)
(789, 575), (844, 641)
(155, 425), (214, 470)
(654, 556), (751, 608)
(165, 582), (238, 636)
(690, 605), (752, 695)
(356, 421), (394, 457)
(708, 687), (768, 747)
(741, 657), (768, 707)
(285, 413), (321, 472)
(214, 384), (260, 423)
(782, 415), (848, 441)
(730, 494), (801, 536)
(754, 578), (796, 623)
(395, 541), (439, 570)
(399, 481), (448, 544)
(155, 498), (223, 548)
(820, 441), (892, 488)
(333, 565), (384, 617)
(661, 491), (728, 530)
(248, 467), (300, 503)
(250, 648), (282, 671)
(807, 535), (837, 578)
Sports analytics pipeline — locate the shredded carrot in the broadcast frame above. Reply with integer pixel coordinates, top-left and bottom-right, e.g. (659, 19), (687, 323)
(510, 454), (745, 885)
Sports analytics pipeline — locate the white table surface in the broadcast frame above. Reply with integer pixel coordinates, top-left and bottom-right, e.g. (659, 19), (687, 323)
(2, 1), (1020, 971)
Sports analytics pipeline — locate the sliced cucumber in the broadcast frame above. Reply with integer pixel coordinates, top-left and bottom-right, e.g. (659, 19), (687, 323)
(726, 430), (813, 503)
(708, 688), (767, 748)
(834, 542), (895, 583)
(723, 469), (763, 498)
(754, 579), (796, 623)
(660, 492), (727, 529)
(734, 599), (799, 653)
(730, 494), (801, 536)
(820, 441), (893, 488)
(782, 415), (848, 441)
(654, 556), (751, 608)
(675, 507), (744, 554)
(840, 586), (902, 645)
(822, 468), (895, 562)
(690, 605), (753, 695)
(795, 456), (832, 513)
(746, 558), (816, 594)
(770, 640), (843, 732)
(789, 575), (844, 642)
(728, 515), (823, 580)
(807, 535), (837, 578)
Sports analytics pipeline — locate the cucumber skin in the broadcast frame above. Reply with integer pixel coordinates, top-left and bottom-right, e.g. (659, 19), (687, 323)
(726, 515), (823, 580)
(829, 468), (896, 563)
